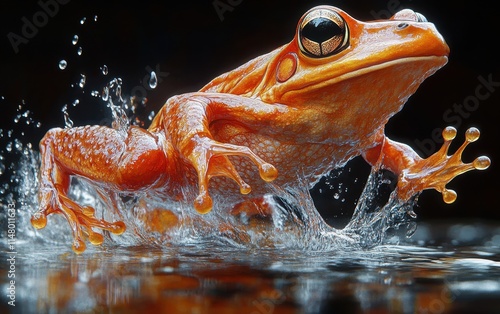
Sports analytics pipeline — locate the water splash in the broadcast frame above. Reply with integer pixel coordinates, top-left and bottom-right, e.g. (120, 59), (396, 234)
(93, 74), (152, 129)
(344, 170), (418, 248)
(2, 132), (417, 252)
(0, 85), (418, 253)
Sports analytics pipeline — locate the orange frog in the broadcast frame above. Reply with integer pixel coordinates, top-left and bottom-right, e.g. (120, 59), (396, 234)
(31, 6), (490, 253)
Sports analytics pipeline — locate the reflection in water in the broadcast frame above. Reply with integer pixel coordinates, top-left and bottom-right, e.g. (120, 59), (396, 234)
(1, 225), (500, 313)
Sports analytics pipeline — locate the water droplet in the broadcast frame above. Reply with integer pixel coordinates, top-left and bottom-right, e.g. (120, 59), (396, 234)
(333, 193), (340, 200)
(94, 15), (98, 21)
(102, 86), (109, 101)
(101, 65), (108, 75)
(36, 122), (42, 128)
(91, 90), (99, 97)
(62, 104), (73, 128)
(72, 99), (80, 107)
(80, 17), (86, 25)
(79, 74), (86, 88)
(6, 142), (12, 152)
(77, 47), (83, 56)
(14, 140), (22, 151)
(149, 71), (157, 89)
(116, 85), (122, 98)
(59, 60), (67, 70)
(72, 35), (79, 45)
(148, 111), (155, 121)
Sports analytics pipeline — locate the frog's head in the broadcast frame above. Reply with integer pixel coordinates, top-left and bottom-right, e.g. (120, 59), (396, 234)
(262, 5), (449, 131)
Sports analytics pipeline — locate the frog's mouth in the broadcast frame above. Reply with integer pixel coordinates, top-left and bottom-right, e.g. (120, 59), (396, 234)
(276, 54), (448, 101)
(306, 55), (448, 92)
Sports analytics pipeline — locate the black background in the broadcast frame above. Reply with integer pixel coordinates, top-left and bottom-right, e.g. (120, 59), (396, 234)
(1, 0), (499, 222)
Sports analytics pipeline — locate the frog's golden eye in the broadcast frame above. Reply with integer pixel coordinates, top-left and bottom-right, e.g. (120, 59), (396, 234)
(298, 8), (349, 58)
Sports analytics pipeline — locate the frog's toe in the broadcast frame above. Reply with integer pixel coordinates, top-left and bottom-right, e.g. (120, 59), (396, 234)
(33, 190), (126, 254)
(207, 141), (278, 183)
(193, 155), (252, 214)
(416, 126), (490, 204)
(194, 190), (213, 214)
(31, 211), (48, 230)
(190, 139), (277, 214)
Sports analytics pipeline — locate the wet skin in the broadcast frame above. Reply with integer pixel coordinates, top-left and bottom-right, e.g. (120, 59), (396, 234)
(31, 6), (490, 253)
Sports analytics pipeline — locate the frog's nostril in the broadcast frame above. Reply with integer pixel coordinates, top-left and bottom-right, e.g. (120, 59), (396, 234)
(397, 23), (409, 30)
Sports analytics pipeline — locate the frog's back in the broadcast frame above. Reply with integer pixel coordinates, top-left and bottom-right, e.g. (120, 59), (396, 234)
(199, 47), (283, 97)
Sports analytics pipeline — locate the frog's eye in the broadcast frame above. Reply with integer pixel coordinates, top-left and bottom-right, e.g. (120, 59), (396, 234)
(298, 8), (349, 58)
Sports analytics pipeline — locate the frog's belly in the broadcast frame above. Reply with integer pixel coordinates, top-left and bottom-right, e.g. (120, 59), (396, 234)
(212, 131), (360, 197)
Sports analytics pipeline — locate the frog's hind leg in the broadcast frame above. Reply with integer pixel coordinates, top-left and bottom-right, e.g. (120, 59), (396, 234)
(31, 126), (166, 253)
(30, 128), (125, 253)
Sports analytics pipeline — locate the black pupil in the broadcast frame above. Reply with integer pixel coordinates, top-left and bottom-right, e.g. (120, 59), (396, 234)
(302, 17), (342, 43)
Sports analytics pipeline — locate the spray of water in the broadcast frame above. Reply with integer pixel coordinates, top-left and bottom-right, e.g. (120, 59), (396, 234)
(0, 106), (417, 252)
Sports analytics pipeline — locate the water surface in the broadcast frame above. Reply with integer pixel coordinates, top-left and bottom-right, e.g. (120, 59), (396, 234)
(1, 219), (499, 313)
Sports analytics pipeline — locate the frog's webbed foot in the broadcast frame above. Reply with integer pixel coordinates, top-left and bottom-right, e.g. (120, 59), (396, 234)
(185, 134), (278, 214)
(32, 190), (125, 253)
(398, 126), (490, 203)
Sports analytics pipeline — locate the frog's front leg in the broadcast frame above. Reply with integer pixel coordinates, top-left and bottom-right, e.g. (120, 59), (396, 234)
(363, 126), (491, 204)
(149, 93), (280, 214)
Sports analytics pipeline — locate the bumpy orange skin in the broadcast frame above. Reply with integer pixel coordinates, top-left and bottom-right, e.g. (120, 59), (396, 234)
(31, 6), (489, 253)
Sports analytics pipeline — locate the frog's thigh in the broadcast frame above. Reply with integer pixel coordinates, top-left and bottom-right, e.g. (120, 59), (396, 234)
(48, 126), (166, 190)
(117, 127), (168, 189)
